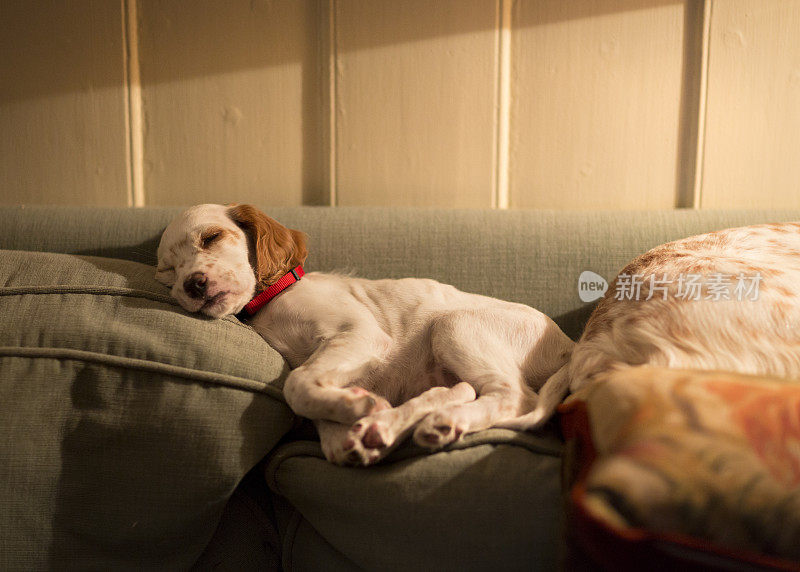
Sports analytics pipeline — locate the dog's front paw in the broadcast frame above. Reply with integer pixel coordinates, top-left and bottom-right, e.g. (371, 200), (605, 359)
(412, 412), (466, 449)
(336, 413), (397, 466)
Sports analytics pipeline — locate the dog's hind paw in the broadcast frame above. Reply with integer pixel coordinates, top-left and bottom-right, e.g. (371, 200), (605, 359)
(412, 412), (465, 449)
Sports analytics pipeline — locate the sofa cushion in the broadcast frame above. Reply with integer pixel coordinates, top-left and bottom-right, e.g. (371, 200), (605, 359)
(559, 367), (800, 569)
(265, 428), (564, 571)
(0, 249), (294, 570)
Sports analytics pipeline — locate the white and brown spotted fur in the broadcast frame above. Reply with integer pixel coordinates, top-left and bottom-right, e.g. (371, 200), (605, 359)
(504, 222), (800, 430)
(156, 204), (574, 465)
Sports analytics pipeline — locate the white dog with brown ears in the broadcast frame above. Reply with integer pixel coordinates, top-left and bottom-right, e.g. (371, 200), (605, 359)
(156, 203), (574, 466)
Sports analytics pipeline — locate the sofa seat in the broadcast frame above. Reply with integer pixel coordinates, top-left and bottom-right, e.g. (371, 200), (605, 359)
(266, 428), (564, 571)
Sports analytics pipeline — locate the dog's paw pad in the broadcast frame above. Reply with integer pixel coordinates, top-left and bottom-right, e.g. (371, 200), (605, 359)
(337, 416), (398, 466)
(413, 416), (465, 449)
(415, 430), (443, 446)
(362, 424), (387, 449)
(350, 417), (393, 450)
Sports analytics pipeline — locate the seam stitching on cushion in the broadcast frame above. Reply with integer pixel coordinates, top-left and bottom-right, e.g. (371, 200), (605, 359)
(264, 445), (319, 495)
(0, 286), (251, 328)
(0, 285), (177, 305)
(265, 432), (563, 483)
(0, 346), (287, 402)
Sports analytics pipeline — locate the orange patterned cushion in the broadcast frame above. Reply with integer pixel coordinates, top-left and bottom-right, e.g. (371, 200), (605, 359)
(560, 367), (800, 570)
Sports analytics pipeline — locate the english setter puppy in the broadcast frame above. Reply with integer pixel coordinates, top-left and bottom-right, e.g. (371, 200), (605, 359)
(156, 204), (574, 466)
(505, 221), (800, 430)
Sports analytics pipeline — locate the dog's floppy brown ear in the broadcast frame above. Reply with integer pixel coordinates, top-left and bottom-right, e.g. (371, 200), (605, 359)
(227, 204), (308, 290)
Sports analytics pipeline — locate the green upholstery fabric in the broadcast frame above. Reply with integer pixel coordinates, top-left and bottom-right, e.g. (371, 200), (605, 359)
(2, 205), (800, 570)
(2, 206), (799, 340)
(276, 208), (800, 339)
(0, 249), (292, 570)
(266, 429), (564, 572)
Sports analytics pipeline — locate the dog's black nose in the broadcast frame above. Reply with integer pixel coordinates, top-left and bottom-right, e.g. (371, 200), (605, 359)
(184, 272), (207, 299)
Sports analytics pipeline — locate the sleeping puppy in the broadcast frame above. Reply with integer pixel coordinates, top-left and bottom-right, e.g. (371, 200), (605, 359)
(156, 204), (574, 465)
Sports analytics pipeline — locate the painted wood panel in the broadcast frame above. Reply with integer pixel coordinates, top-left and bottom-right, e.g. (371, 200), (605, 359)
(137, 0), (326, 207)
(4, 0), (800, 210)
(701, 0), (800, 208)
(333, 0), (497, 207)
(0, 1), (129, 205)
(510, 0), (686, 209)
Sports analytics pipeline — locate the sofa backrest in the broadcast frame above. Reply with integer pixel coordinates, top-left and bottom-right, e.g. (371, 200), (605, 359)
(2, 205), (799, 339)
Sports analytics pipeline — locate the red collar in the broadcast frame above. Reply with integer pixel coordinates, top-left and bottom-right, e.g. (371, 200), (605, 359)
(239, 266), (304, 318)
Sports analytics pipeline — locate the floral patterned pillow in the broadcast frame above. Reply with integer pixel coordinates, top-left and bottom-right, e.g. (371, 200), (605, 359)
(560, 366), (800, 569)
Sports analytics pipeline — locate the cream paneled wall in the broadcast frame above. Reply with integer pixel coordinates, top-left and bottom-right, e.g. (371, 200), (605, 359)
(510, 0), (687, 209)
(1, 0), (798, 209)
(334, 0), (498, 207)
(701, 0), (800, 208)
(1, 2), (130, 205)
(138, 0), (327, 207)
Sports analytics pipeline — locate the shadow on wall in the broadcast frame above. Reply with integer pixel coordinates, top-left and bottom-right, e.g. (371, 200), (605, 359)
(1, 0), (685, 101)
(0, 0), (692, 207)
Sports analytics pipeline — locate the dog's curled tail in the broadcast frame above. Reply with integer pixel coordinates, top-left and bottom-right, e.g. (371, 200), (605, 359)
(497, 364), (571, 431)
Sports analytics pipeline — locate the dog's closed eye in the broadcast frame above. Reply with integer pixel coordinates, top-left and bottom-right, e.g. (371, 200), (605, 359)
(200, 228), (223, 249)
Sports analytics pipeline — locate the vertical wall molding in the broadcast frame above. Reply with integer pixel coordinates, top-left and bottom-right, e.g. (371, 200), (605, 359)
(122, 0), (144, 207)
(492, 0), (513, 209)
(692, 0), (712, 209)
(676, 0), (712, 208)
(327, 0), (338, 207)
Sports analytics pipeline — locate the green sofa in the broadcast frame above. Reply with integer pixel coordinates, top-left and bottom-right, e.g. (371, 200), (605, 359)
(1, 205), (798, 571)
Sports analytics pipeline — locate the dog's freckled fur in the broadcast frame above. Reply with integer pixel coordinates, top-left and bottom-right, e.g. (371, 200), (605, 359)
(500, 220), (800, 430)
